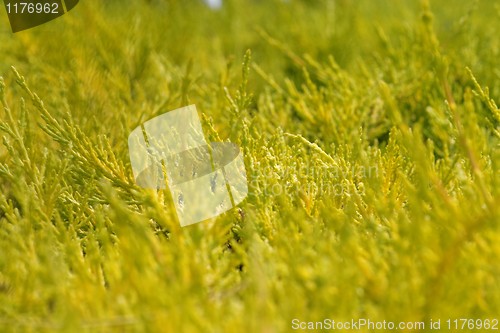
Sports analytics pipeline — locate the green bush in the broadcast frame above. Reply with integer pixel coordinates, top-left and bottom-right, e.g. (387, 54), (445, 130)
(0, 0), (499, 332)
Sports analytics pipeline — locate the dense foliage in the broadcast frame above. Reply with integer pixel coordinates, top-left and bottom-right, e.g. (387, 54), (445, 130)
(0, 1), (499, 332)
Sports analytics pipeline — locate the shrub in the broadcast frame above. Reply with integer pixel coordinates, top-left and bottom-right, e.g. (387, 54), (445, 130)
(0, 0), (499, 331)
